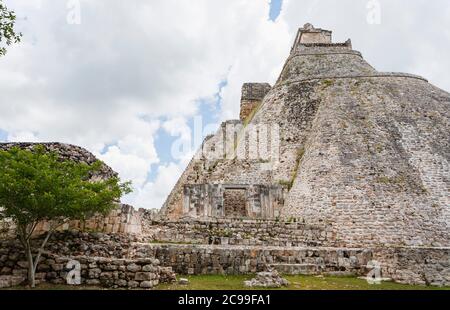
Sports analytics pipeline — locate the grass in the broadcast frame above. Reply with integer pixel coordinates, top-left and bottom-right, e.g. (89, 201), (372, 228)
(157, 275), (449, 291)
(322, 79), (335, 88)
(5, 275), (449, 291)
(2, 283), (106, 290)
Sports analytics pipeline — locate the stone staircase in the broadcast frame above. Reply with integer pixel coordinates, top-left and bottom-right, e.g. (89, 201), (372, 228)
(131, 243), (372, 277)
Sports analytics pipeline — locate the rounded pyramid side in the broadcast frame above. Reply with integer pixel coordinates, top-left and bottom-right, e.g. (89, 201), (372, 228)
(282, 75), (450, 247)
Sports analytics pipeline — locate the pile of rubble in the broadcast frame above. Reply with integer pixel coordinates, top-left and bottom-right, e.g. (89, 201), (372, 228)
(244, 269), (289, 288)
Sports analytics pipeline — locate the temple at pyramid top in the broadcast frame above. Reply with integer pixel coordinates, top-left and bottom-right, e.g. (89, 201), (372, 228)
(295, 23), (332, 44)
(290, 23), (352, 54)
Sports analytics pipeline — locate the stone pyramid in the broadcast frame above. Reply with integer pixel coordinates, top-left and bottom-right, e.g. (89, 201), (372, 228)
(161, 24), (450, 249)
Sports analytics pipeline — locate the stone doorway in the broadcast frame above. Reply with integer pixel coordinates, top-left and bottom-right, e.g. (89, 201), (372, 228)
(223, 189), (248, 218)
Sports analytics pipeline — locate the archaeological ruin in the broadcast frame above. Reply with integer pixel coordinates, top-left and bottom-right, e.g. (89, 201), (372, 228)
(1, 24), (449, 288)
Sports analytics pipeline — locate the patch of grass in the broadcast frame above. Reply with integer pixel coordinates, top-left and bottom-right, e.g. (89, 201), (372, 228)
(375, 175), (407, 185)
(277, 179), (292, 189)
(156, 274), (450, 291)
(2, 283), (106, 290)
(287, 217), (297, 223)
(322, 79), (334, 87)
(6, 275), (449, 291)
(210, 228), (233, 238)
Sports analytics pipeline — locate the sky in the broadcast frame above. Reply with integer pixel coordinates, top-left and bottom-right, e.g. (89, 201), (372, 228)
(1, 0), (449, 209)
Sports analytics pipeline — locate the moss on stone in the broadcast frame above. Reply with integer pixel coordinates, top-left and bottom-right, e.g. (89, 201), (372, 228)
(277, 148), (305, 191)
(322, 79), (335, 87)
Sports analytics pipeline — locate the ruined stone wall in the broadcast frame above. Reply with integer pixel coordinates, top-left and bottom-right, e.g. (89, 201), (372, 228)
(143, 219), (331, 247)
(1, 226), (448, 286)
(0, 204), (159, 239)
(35, 204), (143, 236)
(240, 83), (272, 121)
(1, 231), (140, 259)
(373, 247), (450, 286)
(134, 244), (372, 276)
(0, 249), (173, 289)
(1, 204), (144, 238)
(133, 243), (449, 286)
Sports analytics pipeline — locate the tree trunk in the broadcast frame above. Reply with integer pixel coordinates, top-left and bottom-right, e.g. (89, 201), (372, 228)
(25, 241), (36, 288)
(32, 230), (53, 279)
(18, 222), (57, 288)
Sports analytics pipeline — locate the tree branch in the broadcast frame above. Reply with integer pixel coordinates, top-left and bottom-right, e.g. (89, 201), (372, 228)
(32, 229), (53, 273)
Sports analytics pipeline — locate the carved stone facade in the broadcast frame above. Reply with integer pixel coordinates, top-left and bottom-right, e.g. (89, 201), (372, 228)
(182, 184), (285, 219)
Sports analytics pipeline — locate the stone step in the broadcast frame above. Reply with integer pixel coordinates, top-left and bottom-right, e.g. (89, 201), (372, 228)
(132, 243), (372, 276)
(270, 263), (319, 275)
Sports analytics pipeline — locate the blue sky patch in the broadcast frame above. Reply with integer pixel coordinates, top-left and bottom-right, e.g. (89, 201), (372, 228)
(0, 129), (8, 142)
(269, 0), (283, 21)
(148, 80), (226, 182)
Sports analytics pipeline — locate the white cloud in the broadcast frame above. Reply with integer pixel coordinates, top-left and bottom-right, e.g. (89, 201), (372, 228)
(7, 130), (40, 142)
(124, 162), (184, 209)
(98, 123), (160, 189)
(1, 0), (449, 209)
(0, 0), (289, 209)
(99, 145), (152, 189)
(281, 0), (450, 90)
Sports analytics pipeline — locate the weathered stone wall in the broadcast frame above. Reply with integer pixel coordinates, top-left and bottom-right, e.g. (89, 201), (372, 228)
(134, 244), (372, 276)
(35, 204), (143, 236)
(373, 247), (450, 286)
(282, 76), (450, 248)
(1, 229), (448, 286)
(240, 83), (272, 121)
(1, 204), (145, 238)
(0, 254), (171, 289)
(0, 233), (175, 289)
(133, 243), (449, 286)
(144, 219), (331, 247)
(2, 231), (140, 259)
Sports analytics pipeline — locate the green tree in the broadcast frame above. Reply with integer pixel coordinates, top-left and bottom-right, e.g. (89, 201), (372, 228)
(0, 0), (22, 56)
(0, 146), (132, 287)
